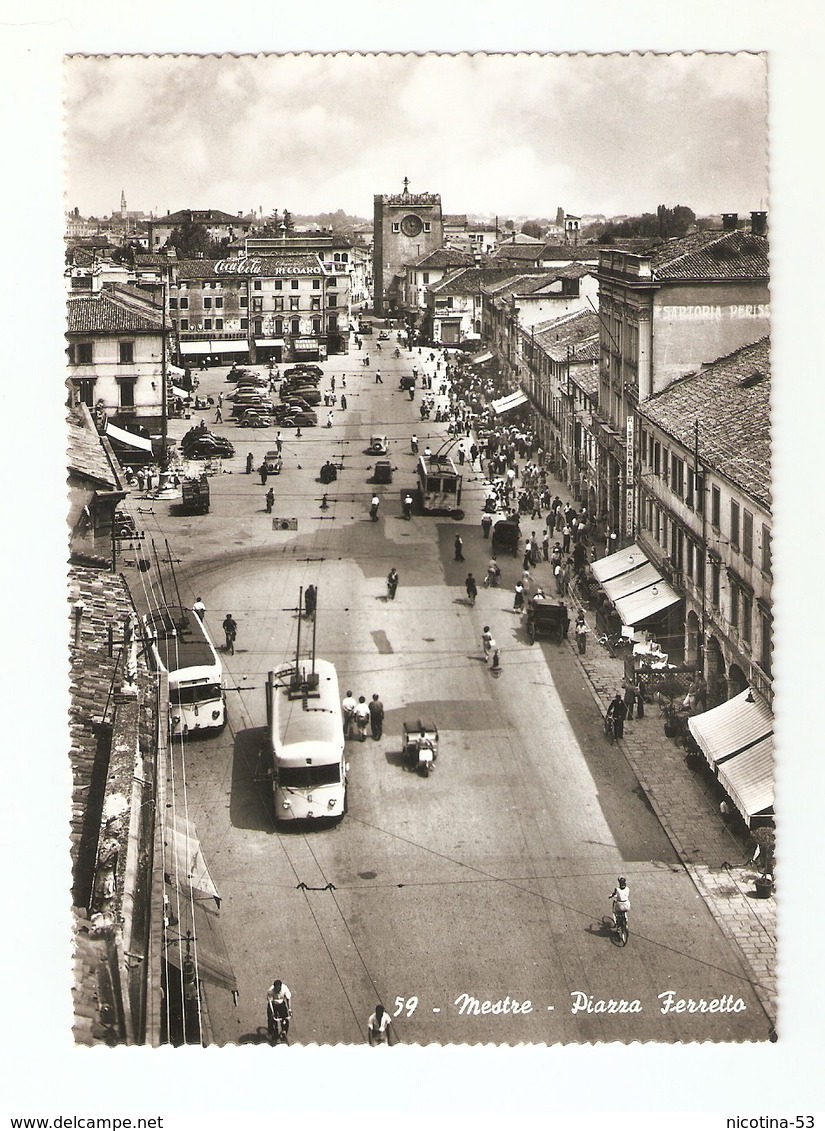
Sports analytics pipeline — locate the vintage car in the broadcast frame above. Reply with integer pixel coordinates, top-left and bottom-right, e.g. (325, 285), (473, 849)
(491, 516), (520, 556)
(238, 410), (273, 428)
(525, 595), (569, 645)
(263, 450), (284, 474)
(366, 434), (389, 455)
(283, 364), (323, 380)
(181, 433), (235, 460)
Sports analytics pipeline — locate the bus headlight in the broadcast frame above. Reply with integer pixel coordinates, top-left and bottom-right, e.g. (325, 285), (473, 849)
(281, 800), (291, 809)
(172, 715), (181, 727)
(212, 710), (220, 720)
(327, 799), (337, 809)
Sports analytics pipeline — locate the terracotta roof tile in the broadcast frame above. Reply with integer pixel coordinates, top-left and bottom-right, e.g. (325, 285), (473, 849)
(67, 407), (119, 487)
(640, 337), (771, 507)
(67, 284), (162, 334)
(651, 229), (769, 281)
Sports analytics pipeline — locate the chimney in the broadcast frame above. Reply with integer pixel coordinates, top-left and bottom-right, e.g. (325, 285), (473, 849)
(750, 211), (768, 236)
(721, 213), (738, 231)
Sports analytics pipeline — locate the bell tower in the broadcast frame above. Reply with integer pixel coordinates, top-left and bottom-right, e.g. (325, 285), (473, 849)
(373, 179), (443, 316)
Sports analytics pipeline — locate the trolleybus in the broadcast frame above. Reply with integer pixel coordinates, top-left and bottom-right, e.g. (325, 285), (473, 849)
(266, 658), (347, 823)
(416, 452), (464, 518)
(144, 606), (226, 738)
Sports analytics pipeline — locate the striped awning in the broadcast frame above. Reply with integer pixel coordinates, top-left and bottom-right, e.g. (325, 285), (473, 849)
(688, 689), (774, 824)
(491, 391), (528, 415)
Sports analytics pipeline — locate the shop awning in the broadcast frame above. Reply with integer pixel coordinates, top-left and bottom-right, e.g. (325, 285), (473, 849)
(171, 385), (190, 399)
(491, 391), (528, 415)
(255, 338), (285, 347)
(688, 689), (774, 823)
(591, 543), (649, 584)
(613, 580), (681, 625)
(179, 340), (248, 356)
(601, 560), (661, 602)
(166, 816), (220, 903)
(105, 422), (153, 453)
(470, 350), (494, 365)
(164, 884), (237, 993)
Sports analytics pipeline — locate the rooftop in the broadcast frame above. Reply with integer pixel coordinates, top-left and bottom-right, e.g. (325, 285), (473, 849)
(67, 283), (163, 335)
(152, 208), (249, 227)
(428, 266), (522, 296)
(532, 310), (602, 361)
(67, 405), (121, 488)
(651, 228), (769, 281)
(640, 337), (771, 508)
(175, 254), (325, 279)
(409, 247), (474, 271)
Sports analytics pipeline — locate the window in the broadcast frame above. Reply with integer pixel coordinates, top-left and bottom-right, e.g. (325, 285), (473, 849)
(423, 222), (431, 233)
(711, 485), (721, 528)
(422, 272), (430, 284)
(743, 510), (753, 562)
(392, 222), (400, 233)
(274, 317), (284, 334)
(254, 280), (262, 290)
(215, 297), (223, 309)
(169, 297), (178, 309)
(730, 500), (740, 549)
(117, 377), (135, 409)
(328, 275), (337, 287)
(240, 295), (248, 308)
(252, 298), (263, 312)
(274, 297), (284, 311)
(203, 318), (212, 330)
(274, 280), (282, 290)
(760, 610), (773, 676)
(291, 280), (299, 290)
(215, 318), (223, 330)
(310, 296), (321, 310)
(312, 317), (321, 333)
(180, 319), (189, 331)
(762, 525), (772, 575)
(670, 454), (684, 498)
(328, 314), (338, 332)
(290, 297), (300, 311)
(290, 318), (300, 335)
(328, 294), (337, 307)
(729, 583), (739, 629)
(711, 562), (721, 607)
(240, 317), (248, 330)
(686, 467), (694, 508)
(171, 318), (177, 330)
(77, 342), (93, 364)
(686, 539), (694, 579)
(653, 441), (661, 477)
(741, 591), (752, 644)
(254, 320), (263, 335)
(203, 297), (212, 309)
(695, 472), (704, 515)
(179, 297), (189, 310)
(74, 378), (96, 406)
(340, 253), (348, 263)
(313, 279), (320, 289)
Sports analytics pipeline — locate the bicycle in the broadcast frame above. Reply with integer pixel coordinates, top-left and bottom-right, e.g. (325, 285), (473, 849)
(603, 713), (617, 744)
(267, 1000), (291, 1045)
(603, 910), (629, 947)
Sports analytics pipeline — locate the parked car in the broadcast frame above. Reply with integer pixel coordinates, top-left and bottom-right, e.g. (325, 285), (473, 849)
(284, 386), (322, 405)
(232, 399), (277, 418)
(263, 450), (284, 474)
(238, 410), (273, 428)
(279, 410), (317, 427)
(226, 366), (262, 383)
(283, 364), (323, 379)
(182, 434), (236, 459)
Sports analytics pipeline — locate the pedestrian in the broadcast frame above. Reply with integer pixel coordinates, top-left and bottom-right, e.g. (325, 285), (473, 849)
(481, 625), (493, 659)
(522, 568), (531, 594)
(403, 492), (413, 520)
(326, 411), (333, 428)
(354, 696), (370, 741)
(193, 597), (206, 621)
(222, 613), (237, 655)
(458, 447), (465, 466)
(606, 692), (628, 739)
(342, 375), (346, 389)
(554, 561), (564, 595)
(342, 690), (357, 738)
(375, 368), (383, 384)
(370, 495), (380, 522)
(260, 464), (268, 485)
(481, 513), (493, 539)
(367, 1004), (393, 1047)
(275, 432), (283, 454)
(265, 487), (275, 513)
(136, 468), (146, 492)
(368, 693), (385, 740)
(304, 584), (317, 620)
(246, 452), (254, 475)
(331, 375), (336, 392)
(575, 612), (588, 654)
(341, 394), (347, 410)
(215, 405), (223, 423)
(145, 468), (153, 492)
(465, 573), (478, 606)
(386, 567), (399, 599)
(513, 582), (524, 612)
(454, 534), (464, 562)
(542, 530), (550, 561)
(562, 523), (571, 553)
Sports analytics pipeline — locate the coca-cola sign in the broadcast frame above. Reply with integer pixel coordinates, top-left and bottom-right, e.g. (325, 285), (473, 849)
(213, 257), (263, 275)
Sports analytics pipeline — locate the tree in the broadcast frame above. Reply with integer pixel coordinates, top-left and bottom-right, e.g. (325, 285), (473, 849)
(165, 221), (230, 259)
(521, 220), (544, 240)
(503, 219), (515, 232)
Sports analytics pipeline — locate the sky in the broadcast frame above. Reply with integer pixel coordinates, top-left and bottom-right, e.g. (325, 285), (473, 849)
(64, 52), (768, 223)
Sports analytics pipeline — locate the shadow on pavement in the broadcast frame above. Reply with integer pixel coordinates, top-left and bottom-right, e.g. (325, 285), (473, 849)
(229, 726), (274, 832)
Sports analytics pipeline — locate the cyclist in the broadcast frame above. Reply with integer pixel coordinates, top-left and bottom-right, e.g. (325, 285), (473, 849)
(609, 877), (631, 931)
(367, 1003), (393, 1046)
(267, 978), (292, 1042)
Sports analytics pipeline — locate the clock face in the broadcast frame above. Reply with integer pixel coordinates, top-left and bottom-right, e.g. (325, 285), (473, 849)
(400, 214), (424, 237)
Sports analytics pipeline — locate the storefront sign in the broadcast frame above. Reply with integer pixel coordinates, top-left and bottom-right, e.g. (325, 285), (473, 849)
(625, 415), (634, 486)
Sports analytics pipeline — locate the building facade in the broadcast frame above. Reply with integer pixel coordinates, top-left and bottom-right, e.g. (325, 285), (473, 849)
(593, 219), (770, 536)
(636, 337), (772, 708)
(402, 248), (474, 318)
(66, 279), (165, 416)
(171, 253), (348, 364)
(147, 208), (252, 251)
(373, 181), (443, 315)
(424, 266), (520, 345)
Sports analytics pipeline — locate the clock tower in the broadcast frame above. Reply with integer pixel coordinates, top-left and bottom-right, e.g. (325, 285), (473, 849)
(373, 178), (443, 315)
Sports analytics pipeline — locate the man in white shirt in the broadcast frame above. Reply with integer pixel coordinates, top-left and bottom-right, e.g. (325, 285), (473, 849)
(368, 1004), (393, 1046)
(342, 690), (357, 738)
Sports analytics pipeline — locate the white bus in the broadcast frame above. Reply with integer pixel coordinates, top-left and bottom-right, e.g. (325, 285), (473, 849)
(144, 606), (226, 738)
(416, 452), (464, 518)
(266, 658), (347, 823)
